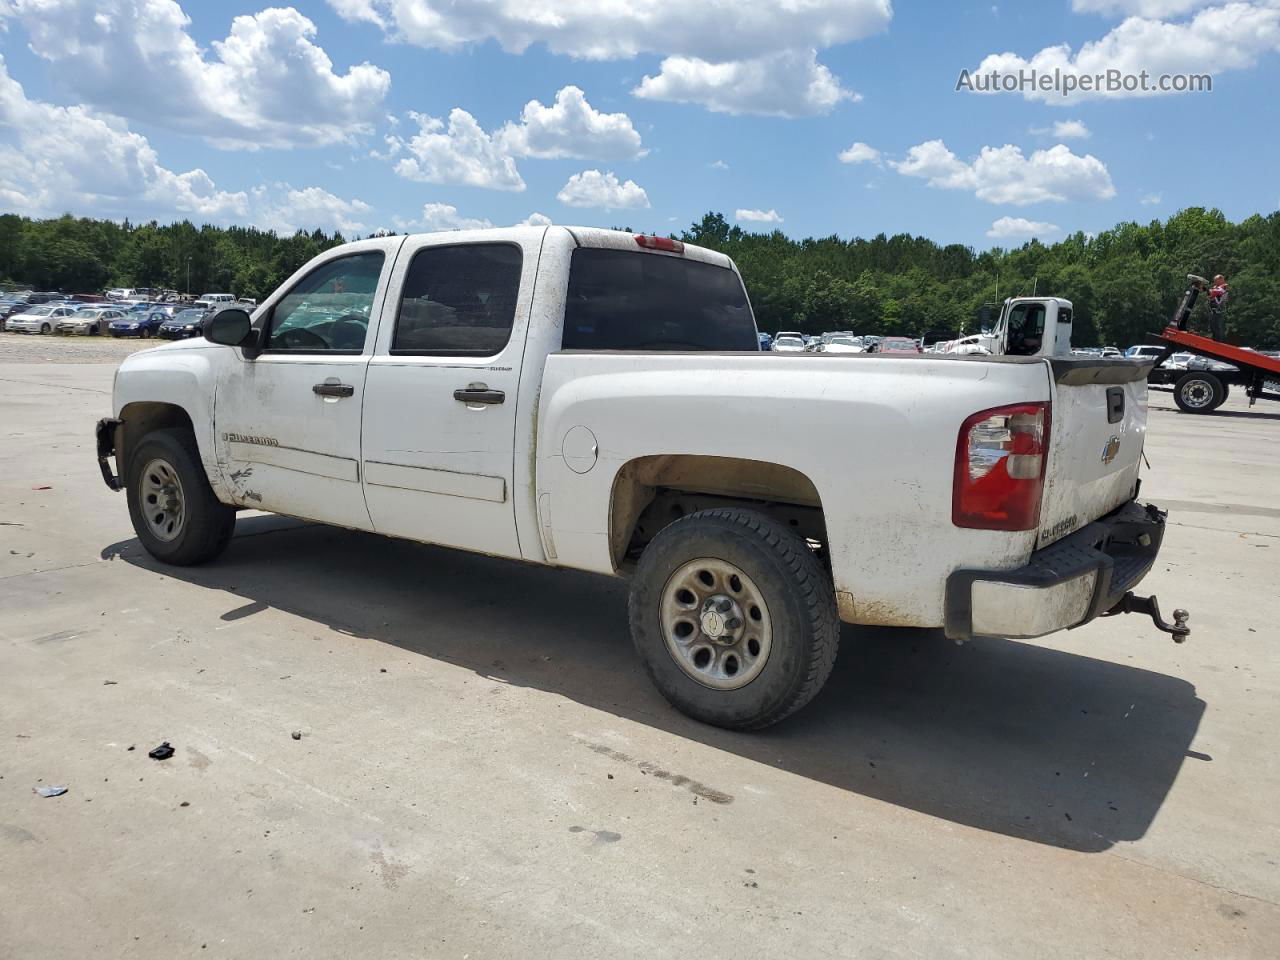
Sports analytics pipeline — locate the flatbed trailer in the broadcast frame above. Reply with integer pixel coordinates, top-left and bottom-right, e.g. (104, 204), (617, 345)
(1148, 327), (1280, 413)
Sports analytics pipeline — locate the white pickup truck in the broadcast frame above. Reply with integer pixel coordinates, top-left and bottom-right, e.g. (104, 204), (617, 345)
(96, 226), (1187, 729)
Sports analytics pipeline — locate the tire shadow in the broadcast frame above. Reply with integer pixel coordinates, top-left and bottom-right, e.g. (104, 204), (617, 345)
(102, 515), (1205, 853)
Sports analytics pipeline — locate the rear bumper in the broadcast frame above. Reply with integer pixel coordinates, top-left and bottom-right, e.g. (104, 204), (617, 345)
(945, 500), (1165, 642)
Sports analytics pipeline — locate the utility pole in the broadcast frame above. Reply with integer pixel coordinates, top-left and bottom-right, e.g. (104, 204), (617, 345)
(186, 257), (191, 297)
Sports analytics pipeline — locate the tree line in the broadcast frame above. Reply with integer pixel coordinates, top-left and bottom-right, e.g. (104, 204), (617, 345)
(2, 206), (1277, 348)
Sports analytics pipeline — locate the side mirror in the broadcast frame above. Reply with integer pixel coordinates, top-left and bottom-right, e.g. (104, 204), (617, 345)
(203, 308), (253, 347)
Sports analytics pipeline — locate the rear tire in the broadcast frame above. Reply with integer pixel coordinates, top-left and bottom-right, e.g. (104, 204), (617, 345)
(1174, 372), (1224, 413)
(628, 508), (839, 730)
(126, 428), (235, 565)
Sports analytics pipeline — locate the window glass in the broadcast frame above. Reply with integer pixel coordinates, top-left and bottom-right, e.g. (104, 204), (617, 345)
(266, 251), (385, 352)
(1005, 303), (1045, 356)
(392, 244), (523, 355)
(563, 248), (757, 351)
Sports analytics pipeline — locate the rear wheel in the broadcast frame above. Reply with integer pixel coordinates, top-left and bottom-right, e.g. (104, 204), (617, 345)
(126, 428), (235, 565)
(628, 508), (839, 730)
(1174, 372), (1224, 413)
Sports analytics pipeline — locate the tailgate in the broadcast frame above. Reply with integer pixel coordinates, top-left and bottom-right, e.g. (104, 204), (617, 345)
(1037, 359), (1150, 548)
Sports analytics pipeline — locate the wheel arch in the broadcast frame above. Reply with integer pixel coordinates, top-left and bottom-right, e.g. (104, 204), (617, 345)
(608, 454), (828, 570)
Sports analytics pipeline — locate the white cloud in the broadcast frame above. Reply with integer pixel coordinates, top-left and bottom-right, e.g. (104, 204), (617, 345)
(1071, 0), (1216, 15)
(891, 140), (1116, 205)
(556, 170), (650, 210)
(330, 0), (890, 116)
(1140, 192), (1163, 204)
(498, 86), (644, 160)
(709, 160), (730, 170)
(5, 1), (390, 149)
(735, 208), (784, 224)
(635, 49), (856, 117)
(394, 202), (494, 232)
(254, 186), (373, 234)
(327, 0), (892, 61)
(518, 212), (553, 226)
(973, 2), (1280, 103)
(838, 141), (881, 164)
(987, 216), (1062, 239)
(1052, 119), (1091, 139)
(395, 109), (526, 191)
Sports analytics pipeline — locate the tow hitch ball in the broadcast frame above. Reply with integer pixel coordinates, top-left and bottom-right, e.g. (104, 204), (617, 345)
(1103, 592), (1191, 643)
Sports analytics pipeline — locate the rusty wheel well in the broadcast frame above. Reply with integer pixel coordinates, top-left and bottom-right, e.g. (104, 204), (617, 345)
(609, 455), (827, 570)
(117, 401), (196, 467)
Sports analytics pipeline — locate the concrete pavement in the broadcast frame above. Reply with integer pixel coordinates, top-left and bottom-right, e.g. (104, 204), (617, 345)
(1, 360), (1277, 959)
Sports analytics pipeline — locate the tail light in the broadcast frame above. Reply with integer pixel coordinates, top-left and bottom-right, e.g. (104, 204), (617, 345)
(635, 235), (684, 254)
(953, 402), (1049, 531)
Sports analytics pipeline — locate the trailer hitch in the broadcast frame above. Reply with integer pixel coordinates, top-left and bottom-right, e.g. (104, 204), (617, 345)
(1102, 592), (1190, 643)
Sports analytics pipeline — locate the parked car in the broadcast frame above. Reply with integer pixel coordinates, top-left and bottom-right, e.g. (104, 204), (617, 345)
(110, 305), (175, 338)
(193, 293), (235, 310)
(771, 334), (806, 352)
(97, 226), (1181, 730)
(757, 332), (772, 351)
(818, 335), (864, 354)
(874, 337), (922, 354)
(1126, 345), (1164, 361)
(1101, 346), (1122, 358)
(57, 306), (125, 335)
(7, 303), (79, 334)
(158, 307), (210, 339)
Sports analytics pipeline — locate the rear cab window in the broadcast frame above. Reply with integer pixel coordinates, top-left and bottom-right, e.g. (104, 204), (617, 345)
(562, 248), (758, 351)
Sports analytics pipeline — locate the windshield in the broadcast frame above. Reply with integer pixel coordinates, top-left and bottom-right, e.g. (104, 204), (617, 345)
(562, 248), (757, 351)
(829, 336), (857, 346)
(775, 337), (804, 347)
(175, 309), (205, 322)
(25, 306), (54, 316)
(71, 309), (99, 318)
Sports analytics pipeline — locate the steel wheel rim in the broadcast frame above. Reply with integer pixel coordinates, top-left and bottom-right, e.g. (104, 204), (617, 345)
(1181, 379), (1213, 409)
(141, 457), (186, 543)
(660, 557), (773, 690)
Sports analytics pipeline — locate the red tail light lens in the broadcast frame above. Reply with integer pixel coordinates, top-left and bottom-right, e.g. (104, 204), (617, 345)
(953, 402), (1049, 531)
(635, 235), (684, 254)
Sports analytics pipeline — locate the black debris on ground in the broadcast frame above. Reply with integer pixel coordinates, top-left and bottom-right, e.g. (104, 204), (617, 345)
(148, 742), (175, 761)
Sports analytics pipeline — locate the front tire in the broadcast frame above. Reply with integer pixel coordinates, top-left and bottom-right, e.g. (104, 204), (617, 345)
(629, 508), (839, 730)
(1174, 372), (1224, 413)
(126, 428), (235, 565)
(40, 322), (51, 335)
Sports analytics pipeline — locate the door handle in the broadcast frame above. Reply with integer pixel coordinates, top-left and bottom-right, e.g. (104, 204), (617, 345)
(313, 381), (355, 398)
(453, 385), (505, 405)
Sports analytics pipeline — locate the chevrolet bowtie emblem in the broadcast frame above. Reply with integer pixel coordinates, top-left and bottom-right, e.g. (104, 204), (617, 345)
(1101, 435), (1121, 465)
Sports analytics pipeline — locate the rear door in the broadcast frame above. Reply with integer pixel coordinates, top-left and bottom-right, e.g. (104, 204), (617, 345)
(1036, 359), (1149, 547)
(359, 234), (540, 560)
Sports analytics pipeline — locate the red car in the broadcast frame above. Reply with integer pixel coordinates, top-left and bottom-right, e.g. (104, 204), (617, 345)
(875, 337), (921, 354)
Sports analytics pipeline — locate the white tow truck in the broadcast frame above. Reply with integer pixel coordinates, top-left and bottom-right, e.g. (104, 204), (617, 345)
(96, 227), (1187, 729)
(941, 296), (1075, 359)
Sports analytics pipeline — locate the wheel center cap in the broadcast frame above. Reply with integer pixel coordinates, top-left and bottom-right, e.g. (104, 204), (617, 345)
(700, 609), (726, 638)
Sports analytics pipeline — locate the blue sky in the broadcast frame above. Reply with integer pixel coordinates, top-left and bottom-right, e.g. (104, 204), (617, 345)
(1, 0), (1277, 248)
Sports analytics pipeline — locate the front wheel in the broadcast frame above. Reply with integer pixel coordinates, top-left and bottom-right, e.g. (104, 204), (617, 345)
(628, 508), (839, 730)
(1174, 371), (1224, 413)
(40, 322), (51, 335)
(126, 428), (235, 565)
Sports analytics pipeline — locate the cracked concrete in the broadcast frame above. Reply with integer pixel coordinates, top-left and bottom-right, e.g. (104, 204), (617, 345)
(1, 360), (1277, 959)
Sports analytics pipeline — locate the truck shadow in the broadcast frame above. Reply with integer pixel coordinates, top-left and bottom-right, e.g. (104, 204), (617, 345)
(102, 515), (1205, 855)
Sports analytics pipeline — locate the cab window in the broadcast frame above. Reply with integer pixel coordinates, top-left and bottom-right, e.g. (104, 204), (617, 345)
(265, 252), (385, 353)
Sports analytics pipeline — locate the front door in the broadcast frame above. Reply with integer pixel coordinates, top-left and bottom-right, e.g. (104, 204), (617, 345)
(214, 241), (400, 529)
(360, 236), (539, 559)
